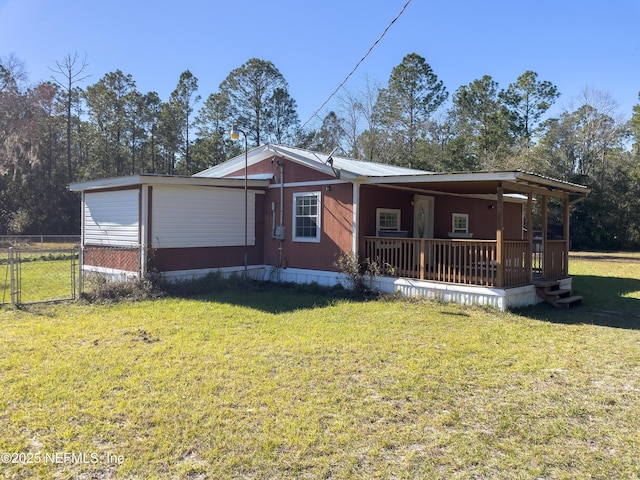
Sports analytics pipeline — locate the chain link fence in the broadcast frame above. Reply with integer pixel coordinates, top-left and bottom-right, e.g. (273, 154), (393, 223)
(1, 242), (148, 306)
(1, 246), (79, 306)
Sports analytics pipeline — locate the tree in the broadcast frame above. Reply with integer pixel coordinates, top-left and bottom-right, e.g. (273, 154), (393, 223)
(84, 70), (137, 176)
(219, 58), (297, 146)
(0, 56), (39, 180)
(268, 87), (298, 145)
(501, 70), (560, 149)
(191, 92), (235, 171)
(374, 53), (448, 167)
(50, 53), (90, 182)
(537, 88), (635, 249)
(302, 111), (345, 153)
(169, 70), (200, 174)
(631, 92), (640, 157)
(450, 75), (512, 170)
(337, 78), (382, 159)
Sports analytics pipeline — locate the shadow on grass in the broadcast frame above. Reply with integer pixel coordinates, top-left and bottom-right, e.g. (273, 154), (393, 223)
(515, 274), (640, 330)
(176, 280), (368, 314)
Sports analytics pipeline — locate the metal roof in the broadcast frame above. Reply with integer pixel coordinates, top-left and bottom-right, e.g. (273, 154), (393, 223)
(193, 143), (429, 180)
(193, 143), (589, 200)
(70, 144), (589, 201)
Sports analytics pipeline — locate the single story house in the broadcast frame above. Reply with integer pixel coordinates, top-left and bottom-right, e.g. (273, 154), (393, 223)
(69, 143), (589, 310)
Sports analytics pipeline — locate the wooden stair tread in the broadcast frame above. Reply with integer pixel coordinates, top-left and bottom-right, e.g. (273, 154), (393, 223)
(534, 280), (561, 288)
(556, 295), (583, 305)
(545, 289), (571, 297)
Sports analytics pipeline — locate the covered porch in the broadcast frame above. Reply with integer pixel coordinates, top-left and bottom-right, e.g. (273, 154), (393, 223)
(362, 236), (567, 288)
(356, 171), (589, 307)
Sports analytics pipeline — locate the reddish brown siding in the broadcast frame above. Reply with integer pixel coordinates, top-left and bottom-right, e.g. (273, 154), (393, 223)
(358, 185), (524, 241)
(227, 155), (335, 183)
(262, 182), (353, 272)
(84, 246), (140, 272)
(432, 194), (523, 240)
(225, 155), (353, 272)
(359, 186), (414, 237)
(151, 245), (263, 271)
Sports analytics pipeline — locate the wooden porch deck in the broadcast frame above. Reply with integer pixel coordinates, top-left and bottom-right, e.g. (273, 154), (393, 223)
(363, 237), (568, 289)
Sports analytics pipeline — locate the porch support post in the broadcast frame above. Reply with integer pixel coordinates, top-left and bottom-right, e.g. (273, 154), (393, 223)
(496, 183), (504, 288)
(542, 195), (549, 279)
(419, 239), (425, 280)
(526, 192), (533, 283)
(563, 194), (570, 277)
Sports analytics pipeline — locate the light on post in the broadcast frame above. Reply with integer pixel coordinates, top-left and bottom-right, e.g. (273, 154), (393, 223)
(230, 124), (248, 286)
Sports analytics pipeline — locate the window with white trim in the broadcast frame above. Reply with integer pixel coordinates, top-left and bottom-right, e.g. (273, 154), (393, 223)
(293, 192), (321, 242)
(376, 208), (401, 233)
(452, 213), (469, 234)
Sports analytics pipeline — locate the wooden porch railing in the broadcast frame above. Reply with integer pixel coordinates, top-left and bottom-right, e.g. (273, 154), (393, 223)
(363, 237), (548, 288)
(544, 240), (568, 279)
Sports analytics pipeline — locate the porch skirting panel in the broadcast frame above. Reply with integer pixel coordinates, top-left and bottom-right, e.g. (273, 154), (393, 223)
(370, 276), (573, 311)
(266, 267), (348, 287)
(160, 265), (267, 283)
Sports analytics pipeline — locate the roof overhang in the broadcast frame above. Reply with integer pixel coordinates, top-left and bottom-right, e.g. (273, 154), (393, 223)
(69, 174), (271, 192)
(360, 170), (590, 201)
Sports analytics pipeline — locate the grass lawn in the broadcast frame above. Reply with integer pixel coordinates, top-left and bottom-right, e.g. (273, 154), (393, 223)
(1, 248), (78, 305)
(0, 257), (639, 479)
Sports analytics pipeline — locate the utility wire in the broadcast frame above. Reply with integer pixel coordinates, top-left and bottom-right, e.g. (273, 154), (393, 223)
(301, 0), (413, 130)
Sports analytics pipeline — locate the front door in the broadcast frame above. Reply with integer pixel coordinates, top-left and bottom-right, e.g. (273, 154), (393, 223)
(413, 195), (434, 239)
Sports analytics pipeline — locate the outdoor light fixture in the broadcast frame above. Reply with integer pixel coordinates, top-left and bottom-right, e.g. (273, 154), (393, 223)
(230, 124), (248, 286)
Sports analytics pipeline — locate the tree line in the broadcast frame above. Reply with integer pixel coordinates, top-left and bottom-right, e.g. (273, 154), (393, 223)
(1, 52), (639, 249)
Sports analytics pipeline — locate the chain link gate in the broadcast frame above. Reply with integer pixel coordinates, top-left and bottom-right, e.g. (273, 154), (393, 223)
(1, 247), (79, 306)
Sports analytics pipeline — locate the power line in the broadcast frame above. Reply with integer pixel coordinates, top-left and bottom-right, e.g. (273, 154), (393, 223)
(301, 0), (413, 130)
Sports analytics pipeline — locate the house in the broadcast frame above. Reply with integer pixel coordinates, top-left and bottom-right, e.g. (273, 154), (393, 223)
(69, 143), (590, 310)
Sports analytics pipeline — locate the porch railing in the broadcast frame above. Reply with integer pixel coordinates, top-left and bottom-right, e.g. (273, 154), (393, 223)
(363, 236), (567, 288)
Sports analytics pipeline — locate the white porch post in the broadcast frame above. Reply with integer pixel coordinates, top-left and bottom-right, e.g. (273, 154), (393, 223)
(352, 182), (359, 256)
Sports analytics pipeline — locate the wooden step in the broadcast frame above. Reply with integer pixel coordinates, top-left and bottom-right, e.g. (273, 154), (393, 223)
(556, 295), (583, 308)
(545, 289), (571, 297)
(534, 280), (561, 289)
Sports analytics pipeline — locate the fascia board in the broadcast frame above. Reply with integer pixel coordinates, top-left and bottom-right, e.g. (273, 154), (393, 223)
(70, 174), (270, 192)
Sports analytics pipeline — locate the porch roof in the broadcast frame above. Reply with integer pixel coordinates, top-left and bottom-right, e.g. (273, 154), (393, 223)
(361, 170), (590, 201)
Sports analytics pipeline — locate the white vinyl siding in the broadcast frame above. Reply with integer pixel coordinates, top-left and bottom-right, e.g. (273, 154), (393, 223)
(84, 189), (140, 247)
(152, 185), (256, 248)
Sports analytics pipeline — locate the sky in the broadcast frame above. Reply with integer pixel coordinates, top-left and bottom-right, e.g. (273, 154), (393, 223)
(1, 0), (639, 130)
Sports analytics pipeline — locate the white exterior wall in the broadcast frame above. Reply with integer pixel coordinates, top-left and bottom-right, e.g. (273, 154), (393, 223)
(84, 189), (140, 247)
(151, 185), (256, 248)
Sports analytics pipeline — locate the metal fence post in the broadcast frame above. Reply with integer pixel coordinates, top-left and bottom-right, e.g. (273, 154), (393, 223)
(9, 247), (15, 306)
(78, 245), (83, 297)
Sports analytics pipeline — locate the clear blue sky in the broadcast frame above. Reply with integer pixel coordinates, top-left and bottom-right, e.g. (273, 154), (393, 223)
(1, 0), (639, 129)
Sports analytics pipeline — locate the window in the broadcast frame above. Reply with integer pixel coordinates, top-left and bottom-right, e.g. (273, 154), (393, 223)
(452, 213), (469, 234)
(293, 192), (321, 242)
(376, 208), (401, 233)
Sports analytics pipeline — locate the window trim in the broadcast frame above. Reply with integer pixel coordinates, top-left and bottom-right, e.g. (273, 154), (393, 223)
(292, 191), (321, 243)
(452, 213), (469, 234)
(376, 208), (401, 233)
